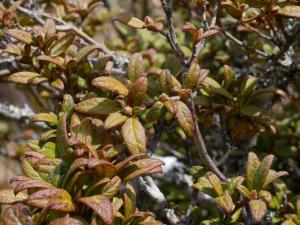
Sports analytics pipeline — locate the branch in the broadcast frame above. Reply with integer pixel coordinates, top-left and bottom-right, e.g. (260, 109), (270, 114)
(190, 98), (228, 182)
(160, 0), (186, 65)
(0, 102), (34, 121)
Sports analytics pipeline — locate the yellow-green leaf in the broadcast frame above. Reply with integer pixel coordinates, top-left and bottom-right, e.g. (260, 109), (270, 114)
(249, 199), (267, 223)
(8, 72), (47, 85)
(49, 32), (75, 57)
(92, 76), (129, 96)
(75, 98), (121, 116)
(104, 112), (127, 130)
(115, 14), (145, 29)
(122, 118), (147, 154)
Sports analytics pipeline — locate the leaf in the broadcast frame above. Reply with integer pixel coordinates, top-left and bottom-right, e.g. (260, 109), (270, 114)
(263, 170), (288, 188)
(214, 191), (235, 214)
(174, 101), (194, 137)
(192, 177), (216, 197)
(5, 29), (33, 44)
(11, 176), (55, 195)
(78, 195), (113, 225)
(74, 45), (99, 66)
(8, 72), (47, 85)
(207, 172), (223, 197)
(22, 158), (42, 180)
(51, 78), (64, 91)
(104, 112), (127, 130)
(246, 152), (260, 189)
(75, 118), (93, 146)
(49, 32), (75, 57)
(49, 216), (84, 225)
(32, 112), (58, 126)
(44, 19), (56, 40)
(128, 53), (144, 81)
(222, 2), (241, 19)
(88, 159), (116, 178)
(75, 98), (121, 116)
(27, 188), (75, 212)
(101, 176), (122, 199)
(115, 14), (145, 29)
(123, 183), (136, 218)
(0, 190), (27, 204)
(146, 101), (165, 123)
(249, 199), (267, 223)
(186, 62), (209, 89)
(252, 154), (274, 191)
(121, 118), (147, 154)
(122, 158), (164, 182)
(56, 113), (69, 157)
(3, 203), (32, 225)
(127, 76), (148, 106)
(279, 6), (300, 19)
(92, 76), (129, 96)
(182, 22), (199, 45)
(36, 55), (64, 70)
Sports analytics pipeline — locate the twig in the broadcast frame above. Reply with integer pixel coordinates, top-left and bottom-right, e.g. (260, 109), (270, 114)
(160, 0), (186, 65)
(210, 0), (220, 29)
(223, 31), (271, 58)
(190, 98), (228, 182)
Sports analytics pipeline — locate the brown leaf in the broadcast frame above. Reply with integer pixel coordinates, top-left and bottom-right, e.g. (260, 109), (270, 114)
(11, 176), (55, 195)
(246, 152), (260, 189)
(174, 101), (194, 137)
(214, 191), (235, 214)
(122, 158), (164, 181)
(49, 32), (75, 57)
(115, 14), (145, 29)
(92, 76), (129, 96)
(182, 22), (200, 45)
(27, 188), (75, 212)
(78, 195), (113, 225)
(123, 183), (136, 218)
(88, 159), (116, 178)
(5, 29), (33, 44)
(121, 118), (147, 154)
(36, 55), (64, 70)
(8, 72), (47, 85)
(3, 203), (32, 225)
(128, 53), (144, 81)
(186, 62), (209, 90)
(249, 199), (267, 223)
(101, 176), (122, 199)
(75, 98), (121, 116)
(127, 76), (148, 106)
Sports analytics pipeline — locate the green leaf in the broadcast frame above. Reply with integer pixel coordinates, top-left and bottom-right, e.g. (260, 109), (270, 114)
(8, 72), (47, 85)
(104, 112), (127, 130)
(121, 118), (147, 154)
(56, 113), (70, 157)
(92, 76), (129, 96)
(32, 112), (58, 126)
(124, 184), (136, 218)
(3, 203), (32, 225)
(75, 98), (121, 116)
(145, 101), (165, 123)
(279, 5), (300, 19)
(252, 154), (274, 191)
(249, 199), (267, 223)
(74, 45), (99, 67)
(75, 118), (93, 146)
(78, 195), (113, 225)
(49, 32), (75, 57)
(5, 29), (33, 44)
(0, 190), (27, 204)
(115, 14), (145, 29)
(22, 159), (42, 180)
(128, 53), (144, 81)
(27, 188), (75, 212)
